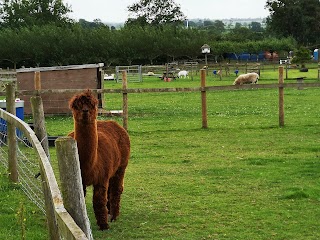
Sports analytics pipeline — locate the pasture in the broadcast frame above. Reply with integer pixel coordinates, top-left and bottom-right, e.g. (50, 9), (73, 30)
(1, 65), (320, 239)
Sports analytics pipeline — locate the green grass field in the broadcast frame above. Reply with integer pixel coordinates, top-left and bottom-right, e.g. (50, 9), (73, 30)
(1, 65), (320, 239)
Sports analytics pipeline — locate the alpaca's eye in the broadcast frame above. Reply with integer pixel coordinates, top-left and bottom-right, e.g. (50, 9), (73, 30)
(72, 101), (82, 110)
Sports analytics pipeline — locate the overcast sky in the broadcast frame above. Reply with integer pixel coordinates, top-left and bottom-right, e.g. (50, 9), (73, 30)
(64, 0), (269, 23)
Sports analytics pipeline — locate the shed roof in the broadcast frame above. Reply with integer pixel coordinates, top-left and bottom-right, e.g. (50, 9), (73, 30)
(16, 63), (104, 73)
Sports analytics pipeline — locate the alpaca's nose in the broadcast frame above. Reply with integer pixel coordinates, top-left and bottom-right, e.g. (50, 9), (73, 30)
(83, 109), (89, 113)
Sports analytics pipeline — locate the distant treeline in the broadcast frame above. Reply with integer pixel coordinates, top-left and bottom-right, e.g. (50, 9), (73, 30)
(0, 24), (296, 69)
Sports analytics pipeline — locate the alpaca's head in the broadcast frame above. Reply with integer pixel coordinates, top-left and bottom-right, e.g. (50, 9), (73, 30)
(69, 89), (98, 123)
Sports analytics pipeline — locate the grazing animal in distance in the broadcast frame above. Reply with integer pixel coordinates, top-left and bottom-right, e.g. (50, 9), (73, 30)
(68, 89), (130, 230)
(104, 73), (115, 80)
(233, 72), (259, 85)
(178, 70), (189, 78)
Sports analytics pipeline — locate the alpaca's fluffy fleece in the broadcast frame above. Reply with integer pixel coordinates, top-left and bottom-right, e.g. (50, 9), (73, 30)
(233, 72), (259, 85)
(68, 90), (130, 231)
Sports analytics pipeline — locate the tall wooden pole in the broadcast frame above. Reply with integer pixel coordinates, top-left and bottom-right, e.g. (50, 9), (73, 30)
(279, 66), (285, 127)
(34, 71), (41, 90)
(31, 71), (61, 239)
(31, 71), (50, 159)
(122, 70), (128, 131)
(201, 69), (208, 129)
(6, 83), (18, 182)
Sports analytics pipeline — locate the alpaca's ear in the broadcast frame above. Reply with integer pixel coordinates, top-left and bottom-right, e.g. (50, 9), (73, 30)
(85, 89), (92, 96)
(69, 98), (76, 110)
(69, 95), (79, 110)
(84, 90), (98, 107)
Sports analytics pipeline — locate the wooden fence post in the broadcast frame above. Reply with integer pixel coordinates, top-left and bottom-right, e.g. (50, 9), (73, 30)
(6, 83), (18, 182)
(55, 137), (93, 240)
(122, 70), (128, 131)
(279, 66), (285, 127)
(31, 72), (60, 239)
(201, 69), (208, 129)
(34, 71), (41, 90)
(31, 71), (50, 159)
(31, 96), (50, 158)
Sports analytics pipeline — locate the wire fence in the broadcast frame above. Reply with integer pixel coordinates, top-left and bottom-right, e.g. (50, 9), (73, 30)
(0, 121), (45, 213)
(0, 97), (89, 239)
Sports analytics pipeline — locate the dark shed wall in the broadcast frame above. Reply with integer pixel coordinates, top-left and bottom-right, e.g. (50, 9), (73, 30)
(17, 64), (103, 115)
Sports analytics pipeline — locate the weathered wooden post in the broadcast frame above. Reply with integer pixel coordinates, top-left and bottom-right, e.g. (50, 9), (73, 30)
(122, 70), (128, 131)
(201, 69), (208, 129)
(6, 82), (18, 182)
(34, 71), (41, 90)
(55, 137), (93, 240)
(30, 71), (50, 159)
(31, 71), (61, 239)
(191, 62), (195, 81)
(279, 66), (285, 127)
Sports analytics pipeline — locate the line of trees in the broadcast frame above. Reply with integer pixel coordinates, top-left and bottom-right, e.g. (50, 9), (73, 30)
(0, 0), (318, 69)
(0, 24), (297, 69)
(266, 0), (320, 46)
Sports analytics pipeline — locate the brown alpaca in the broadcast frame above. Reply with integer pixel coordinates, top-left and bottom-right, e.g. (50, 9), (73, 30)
(68, 89), (130, 230)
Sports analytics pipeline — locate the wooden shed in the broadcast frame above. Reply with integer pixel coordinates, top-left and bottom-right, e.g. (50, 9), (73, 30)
(16, 63), (104, 115)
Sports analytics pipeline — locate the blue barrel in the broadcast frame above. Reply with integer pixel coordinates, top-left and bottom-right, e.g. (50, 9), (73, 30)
(0, 100), (25, 140)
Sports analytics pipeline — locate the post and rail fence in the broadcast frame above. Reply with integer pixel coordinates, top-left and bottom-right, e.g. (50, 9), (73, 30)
(11, 66), (318, 128)
(1, 66), (320, 238)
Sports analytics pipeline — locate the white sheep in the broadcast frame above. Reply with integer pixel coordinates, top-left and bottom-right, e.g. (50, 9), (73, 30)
(104, 73), (115, 80)
(178, 70), (189, 78)
(233, 72), (259, 85)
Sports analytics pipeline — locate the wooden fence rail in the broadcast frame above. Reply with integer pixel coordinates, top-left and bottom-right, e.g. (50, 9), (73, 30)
(1, 67), (319, 129)
(8, 67), (320, 129)
(10, 81), (320, 97)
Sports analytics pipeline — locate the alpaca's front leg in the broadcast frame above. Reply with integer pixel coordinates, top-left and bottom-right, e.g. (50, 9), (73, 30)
(83, 184), (87, 197)
(83, 188), (87, 197)
(109, 168), (126, 221)
(93, 184), (109, 230)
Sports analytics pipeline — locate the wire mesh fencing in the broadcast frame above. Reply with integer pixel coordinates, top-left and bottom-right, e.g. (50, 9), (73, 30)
(0, 120), (45, 214)
(0, 106), (89, 239)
